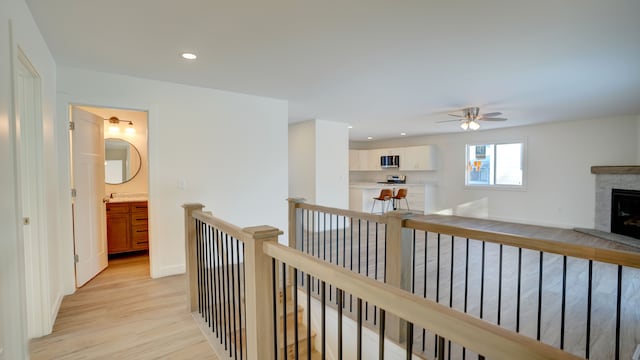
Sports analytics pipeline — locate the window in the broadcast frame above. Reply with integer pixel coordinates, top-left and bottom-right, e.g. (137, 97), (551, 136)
(465, 142), (524, 187)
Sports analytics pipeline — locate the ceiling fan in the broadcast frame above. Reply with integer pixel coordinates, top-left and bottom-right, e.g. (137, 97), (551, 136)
(438, 107), (507, 130)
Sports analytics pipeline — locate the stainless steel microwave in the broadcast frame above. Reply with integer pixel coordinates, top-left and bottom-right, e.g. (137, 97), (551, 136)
(380, 155), (400, 168)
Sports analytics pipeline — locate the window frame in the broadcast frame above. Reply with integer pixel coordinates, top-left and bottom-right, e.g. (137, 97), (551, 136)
(464, 139), (527, 191)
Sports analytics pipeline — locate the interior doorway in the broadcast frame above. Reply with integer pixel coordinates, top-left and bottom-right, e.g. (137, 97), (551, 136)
(69, 105), (150, 287)
(15, 47), (51, 338)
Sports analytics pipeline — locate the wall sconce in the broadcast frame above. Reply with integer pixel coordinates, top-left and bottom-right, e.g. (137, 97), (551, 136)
(107, 116), (135, 134)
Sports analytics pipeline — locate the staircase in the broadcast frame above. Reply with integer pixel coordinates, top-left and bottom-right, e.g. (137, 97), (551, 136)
(227, 286), (321, 359)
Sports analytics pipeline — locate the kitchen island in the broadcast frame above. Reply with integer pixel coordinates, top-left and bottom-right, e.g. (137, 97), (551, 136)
(349, 183), (436, 214)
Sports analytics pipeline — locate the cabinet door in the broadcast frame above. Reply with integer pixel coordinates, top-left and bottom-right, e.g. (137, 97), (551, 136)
(106, 212), (130, 254)
(400, 146), (436, 171)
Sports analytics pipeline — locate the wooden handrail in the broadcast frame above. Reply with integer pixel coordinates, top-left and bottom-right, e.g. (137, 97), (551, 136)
(294, 201), (387, 223)
(405, 219), (640, 269)
(264, 242), (583, 360)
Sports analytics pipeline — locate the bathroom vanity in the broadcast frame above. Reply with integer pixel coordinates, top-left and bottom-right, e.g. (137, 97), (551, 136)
(106, 200), (148, 254)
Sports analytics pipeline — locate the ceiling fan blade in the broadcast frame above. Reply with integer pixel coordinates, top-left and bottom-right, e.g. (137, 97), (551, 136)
(480, 117), (507, 121)
(480, 112), (502, 118)
(437, 119), (462, 123)
(447, 113), (465, 118)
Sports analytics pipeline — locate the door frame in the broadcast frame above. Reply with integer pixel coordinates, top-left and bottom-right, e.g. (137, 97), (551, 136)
(68, 103), (152, 283)
(13, 46), (52, 337)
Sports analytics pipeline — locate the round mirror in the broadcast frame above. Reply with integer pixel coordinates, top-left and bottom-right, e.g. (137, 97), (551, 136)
(105, 138), (142, 185)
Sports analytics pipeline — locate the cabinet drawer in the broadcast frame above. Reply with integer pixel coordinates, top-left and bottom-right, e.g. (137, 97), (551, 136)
(132, 225), (149, 249)
(131, 213), (148, 226)
(106, 203), (129, 214)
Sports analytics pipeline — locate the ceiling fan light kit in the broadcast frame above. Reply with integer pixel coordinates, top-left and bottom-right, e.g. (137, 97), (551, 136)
(440, 106), (508, 131)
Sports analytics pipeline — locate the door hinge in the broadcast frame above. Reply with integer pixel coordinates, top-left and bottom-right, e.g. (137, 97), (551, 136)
(74, 254), (79, 263)
(23, 217), (30, 225)
(69, 122), (75, 131)
(71, 188), (77, 198)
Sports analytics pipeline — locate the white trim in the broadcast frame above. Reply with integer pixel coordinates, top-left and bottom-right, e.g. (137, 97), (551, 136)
(14, 46), (52, 338)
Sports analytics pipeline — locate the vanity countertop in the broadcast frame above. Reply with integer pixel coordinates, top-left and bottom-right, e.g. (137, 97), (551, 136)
(106, 197), (148, 203)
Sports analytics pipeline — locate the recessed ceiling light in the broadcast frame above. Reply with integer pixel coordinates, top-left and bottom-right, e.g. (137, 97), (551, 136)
(181, 52), (197, 60)
(367, 136), (373, 140)
(400, 132), (406, 136)
(347, 125), (353, 129)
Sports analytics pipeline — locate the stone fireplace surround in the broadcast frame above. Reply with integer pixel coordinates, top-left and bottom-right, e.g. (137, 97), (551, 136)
(581, 166), (640, 248)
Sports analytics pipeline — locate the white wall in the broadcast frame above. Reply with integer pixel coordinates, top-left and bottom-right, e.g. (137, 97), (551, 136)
(57, 67), (289, 279)
(1, 0), (63, 356)
(316, 120), (349, 209)
(289, 120), (316, 203)
(288, 119), (349, 208)
(352, 116), (639, 228)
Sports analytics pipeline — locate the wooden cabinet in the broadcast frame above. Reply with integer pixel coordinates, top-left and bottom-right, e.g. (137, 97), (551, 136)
(106, 201), (148, 254)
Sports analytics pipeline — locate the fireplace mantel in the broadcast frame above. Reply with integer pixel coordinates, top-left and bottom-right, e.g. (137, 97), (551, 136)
(591, 166), (640, 174)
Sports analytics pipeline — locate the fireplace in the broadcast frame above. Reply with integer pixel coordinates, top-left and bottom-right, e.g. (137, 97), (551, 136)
(611, 188), (640, 240)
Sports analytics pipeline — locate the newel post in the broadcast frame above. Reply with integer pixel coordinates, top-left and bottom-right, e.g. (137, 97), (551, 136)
(287, 198), (305, 249)
(243, 225), (281, 360)
(384, 210), (415, 343)
(183, 203), (204, 312)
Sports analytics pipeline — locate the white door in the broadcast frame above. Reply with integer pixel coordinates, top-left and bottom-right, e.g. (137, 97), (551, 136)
(71, 107), (107, 287)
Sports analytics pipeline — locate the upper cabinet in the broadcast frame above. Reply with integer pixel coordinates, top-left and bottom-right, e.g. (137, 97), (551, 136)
(399, 145), (436, 171)
(349, 145), (436, 171)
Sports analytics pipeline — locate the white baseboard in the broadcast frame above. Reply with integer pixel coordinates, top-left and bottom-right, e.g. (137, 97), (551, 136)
(152, 264), (185, 278)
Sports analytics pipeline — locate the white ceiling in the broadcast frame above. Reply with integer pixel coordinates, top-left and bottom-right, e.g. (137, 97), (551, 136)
(26, 0), (640, 140)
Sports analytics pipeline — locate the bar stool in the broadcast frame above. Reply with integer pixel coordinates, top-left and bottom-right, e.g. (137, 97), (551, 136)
(392, 188), (410, 211)
(371, 189), (393, 214)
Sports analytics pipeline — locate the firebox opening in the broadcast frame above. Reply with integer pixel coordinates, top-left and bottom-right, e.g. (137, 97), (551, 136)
(611, 188), (640, 240)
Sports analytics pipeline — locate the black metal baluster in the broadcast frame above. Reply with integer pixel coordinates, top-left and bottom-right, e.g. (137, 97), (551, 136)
(213, 229), (224, 344)
(235, 239), (243, 360)
(210, 226), (219, 335)
(293, 269), (299, 360)
(329, 214), (333, 302)
(411, 229), (416, 293)
(383, 224), (388, 282)
(536, 251), (543, 341)
(366, 220), (370, 321)
(516, 248), (522, 333)
(448, 236), (454, 359)
(225, 234), (233, 356)
(271, 259), (278, 357)
(207, 226), (214, 330)
(406, 321), (414, 360)
(195, 220), (202, 315)
(230, 237), (238, 360)
(480, 241), (485, 319)
(321, 281), (326, 360)
(422, 231), (428, 353)
(615, 265), (622, 360)
(435, 233), (441, 358)
(357, 298), (363, 360)
(324, 213), (327, 262)
(437, 336), (445, 360)
(307, 273), (312, 359)
(586, 260), (593, 359)
(221, 232), (228, 350)
(338, 288), (343, 360)
(343, 216), (346, 269)
(311, 211), (315, 293)
(378, 308), (385, 360)
(282, 262), (288, 360)
(350, 218), (354, 312)
(374, 223), (379, 324)
(462, 238), (469, 360)
(560, 255), (567, 350)
(476, 241), (486, 360)
(497, 244), (503, 326)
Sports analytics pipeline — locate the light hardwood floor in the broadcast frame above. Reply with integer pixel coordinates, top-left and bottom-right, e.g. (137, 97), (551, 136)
(30, 254), (218, 360)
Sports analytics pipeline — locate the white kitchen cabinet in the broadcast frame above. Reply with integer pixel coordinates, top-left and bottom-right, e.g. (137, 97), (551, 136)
(399, 145), (437, 171)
